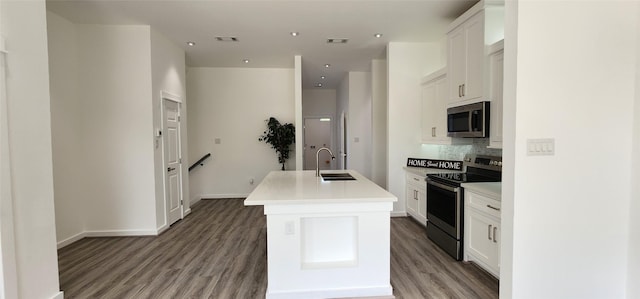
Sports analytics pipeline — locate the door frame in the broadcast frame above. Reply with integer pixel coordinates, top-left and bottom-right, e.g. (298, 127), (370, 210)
(302, 115), (334, 170)
(160, 91), (184, 226)
(340, 112), (348, 170)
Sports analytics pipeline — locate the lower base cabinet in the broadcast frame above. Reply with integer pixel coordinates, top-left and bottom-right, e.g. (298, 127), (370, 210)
(464, 189), (501, 278)
(405, 172), (427, 225)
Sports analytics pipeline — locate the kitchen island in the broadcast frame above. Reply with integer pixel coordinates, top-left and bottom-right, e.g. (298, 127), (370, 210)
(245, 170), (397, 299)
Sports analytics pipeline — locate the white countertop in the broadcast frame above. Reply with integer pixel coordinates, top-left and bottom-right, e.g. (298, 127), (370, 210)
(244, 170), (397, 205)
(461, 182), (502, 199)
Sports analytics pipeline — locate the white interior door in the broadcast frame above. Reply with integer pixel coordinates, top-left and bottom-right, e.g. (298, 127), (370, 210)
(303, 118), (332, 170)
(163, 99), (182, 226)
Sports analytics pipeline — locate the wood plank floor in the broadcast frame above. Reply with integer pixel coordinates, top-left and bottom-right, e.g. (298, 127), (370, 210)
(58, 198), (498, 298)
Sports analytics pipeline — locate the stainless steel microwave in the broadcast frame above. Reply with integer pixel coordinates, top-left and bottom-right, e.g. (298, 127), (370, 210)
(447, 101), (490, 138)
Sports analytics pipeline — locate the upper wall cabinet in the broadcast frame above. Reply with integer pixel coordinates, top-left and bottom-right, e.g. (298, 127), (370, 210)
(447, 0), (504, 106)
(421, 69), (471, 145)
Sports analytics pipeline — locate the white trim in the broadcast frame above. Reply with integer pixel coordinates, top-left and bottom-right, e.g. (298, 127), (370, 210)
(57, 229), (162, 248)
(84, 229), (158, 237)
(184, 208), (192, 216)
(50, 291), (64, 299)
(391, 211), (408, 217)
(161, 90), (182, 103)
(156, 225), (169, 235)
(199, 193), (249, 199)
(190, 195), (201, 207)
(266, 285), (393, 299)
(56, 232), (86, 249)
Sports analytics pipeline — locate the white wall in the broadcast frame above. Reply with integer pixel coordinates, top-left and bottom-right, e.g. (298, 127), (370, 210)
(0, 1), (62, 298)
(371, 59), (388, 189)
(47, 11), (85, 245)
(303, 89), (337, 118)
(150, 29), (188, 229)
(629, 7), (640, 296)
(503, 2), (637, 298)
(347, 72), (372, 178)
(76, 25), (157, 233)
(48, 15), (185, 245)
(187, 67), (295, 200)
(386, 42), (443, 214)
(335, 72), (373, 178)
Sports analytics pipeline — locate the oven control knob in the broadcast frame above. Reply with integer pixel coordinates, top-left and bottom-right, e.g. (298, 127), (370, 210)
(498, 161), (502, 166)
(489, 161), (496, 165)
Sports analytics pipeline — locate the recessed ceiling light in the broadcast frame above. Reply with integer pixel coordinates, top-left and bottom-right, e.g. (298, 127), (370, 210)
(186, 41), (196, 46)
(290, 32), (299, 37)
(243, 59), (250, 63)
(316, 83), (323, 87)
(324, 64), (330, 68)
(374, 33), (383, 38)
(320, 76), (326, 79)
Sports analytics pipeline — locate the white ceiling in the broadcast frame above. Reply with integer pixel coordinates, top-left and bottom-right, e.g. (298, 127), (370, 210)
(46, 0), (478, 89)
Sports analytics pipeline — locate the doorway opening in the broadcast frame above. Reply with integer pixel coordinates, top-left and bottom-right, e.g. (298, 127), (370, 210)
(303, 117), (334, 171)
(161, 92), (184, 227)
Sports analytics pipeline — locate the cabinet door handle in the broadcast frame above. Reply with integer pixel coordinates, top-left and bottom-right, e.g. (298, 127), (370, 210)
(432, 127), (436, 137)
(462, 84), (465, 97)
(488, 224), (492, 240)
(493, 226), (498, 243)
(458, 85), (462, 97)
(487, 205), (500, 211)
(413, 178), (420, 182)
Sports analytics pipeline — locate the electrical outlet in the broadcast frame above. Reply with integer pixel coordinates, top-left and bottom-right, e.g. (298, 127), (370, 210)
(285, 221), (294, 235)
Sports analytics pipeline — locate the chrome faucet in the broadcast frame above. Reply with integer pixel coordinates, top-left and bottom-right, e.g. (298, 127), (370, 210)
(316, 147), (335, 177)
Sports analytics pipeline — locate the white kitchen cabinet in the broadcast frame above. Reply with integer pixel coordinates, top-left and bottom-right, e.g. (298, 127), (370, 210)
(447, 1), (504, 106)
(464, 187), (501, 278)
(405, 172), (427, 225)
(421, 69), (471, 145)
(488, 40), (504, 149)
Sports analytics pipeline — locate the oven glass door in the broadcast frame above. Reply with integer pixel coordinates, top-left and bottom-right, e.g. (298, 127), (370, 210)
(426, 179), (461, 238)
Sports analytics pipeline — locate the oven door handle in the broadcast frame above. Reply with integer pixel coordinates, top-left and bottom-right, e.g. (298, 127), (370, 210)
(426, 178), (460, 192)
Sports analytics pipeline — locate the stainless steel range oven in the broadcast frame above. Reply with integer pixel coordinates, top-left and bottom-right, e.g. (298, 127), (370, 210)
(426, 154), (502, 260)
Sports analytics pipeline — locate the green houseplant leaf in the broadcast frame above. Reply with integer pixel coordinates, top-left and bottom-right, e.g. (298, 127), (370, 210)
(258, 117), (295, 170)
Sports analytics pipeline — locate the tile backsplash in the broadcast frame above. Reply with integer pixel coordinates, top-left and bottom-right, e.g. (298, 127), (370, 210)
(435, 139), (502, 161)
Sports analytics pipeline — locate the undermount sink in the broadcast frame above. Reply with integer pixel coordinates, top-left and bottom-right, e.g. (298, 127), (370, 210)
(320, 173), (356, 181)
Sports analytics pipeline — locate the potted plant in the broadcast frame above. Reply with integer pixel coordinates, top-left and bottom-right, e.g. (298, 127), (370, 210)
(258, 117), (295, 170)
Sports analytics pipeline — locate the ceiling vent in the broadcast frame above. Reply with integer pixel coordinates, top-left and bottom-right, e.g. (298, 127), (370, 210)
(326, 38), (348, 44)
(215, 36), (239, 42)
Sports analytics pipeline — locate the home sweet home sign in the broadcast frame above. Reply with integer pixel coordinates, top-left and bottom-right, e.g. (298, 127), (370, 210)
(406, 158), (463, 171)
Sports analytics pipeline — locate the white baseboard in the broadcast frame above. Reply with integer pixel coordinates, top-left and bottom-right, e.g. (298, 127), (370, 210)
(57, 232), (86, 249)
(50, 291), (64, 299)
(199, 193), (249, 199)
(58, 229), (159, 249)
(190, 195), (201, 207)
(84, 229), (158, 237)
(156, 224), (169, 235)
(391, 211), (407, 217)
(266, 285), (392, 299)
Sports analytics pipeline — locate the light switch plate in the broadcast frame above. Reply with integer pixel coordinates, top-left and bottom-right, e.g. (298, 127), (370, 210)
(527, 138), (555, 156)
